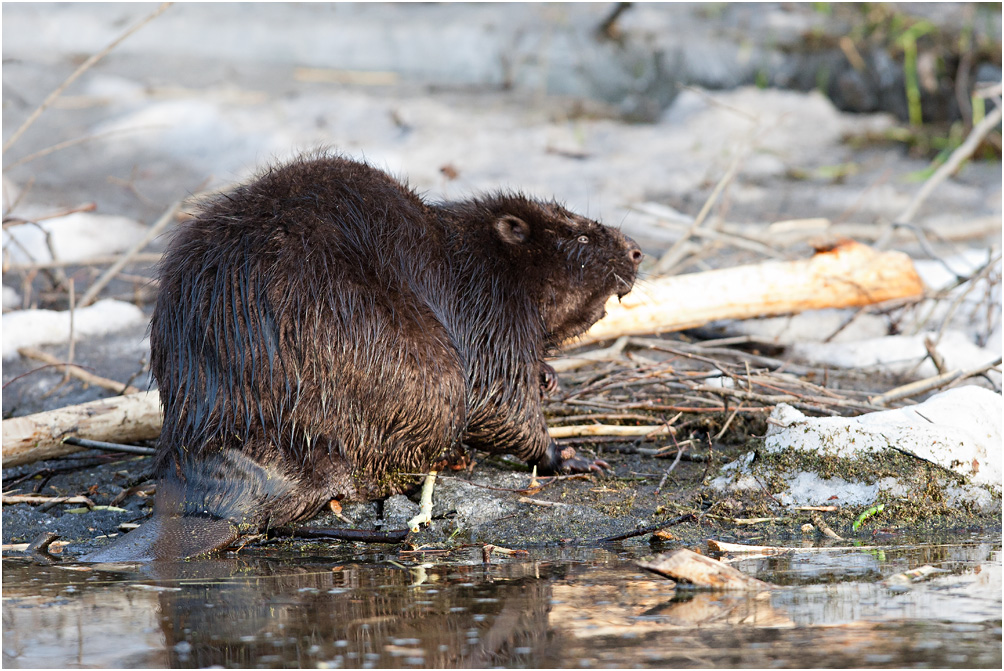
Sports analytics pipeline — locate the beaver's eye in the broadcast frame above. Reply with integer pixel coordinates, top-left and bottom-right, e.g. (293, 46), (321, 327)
(577, 235), (589, 244)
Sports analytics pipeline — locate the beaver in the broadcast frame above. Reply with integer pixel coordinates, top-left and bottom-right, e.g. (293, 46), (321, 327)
(81, 154), (642, 561)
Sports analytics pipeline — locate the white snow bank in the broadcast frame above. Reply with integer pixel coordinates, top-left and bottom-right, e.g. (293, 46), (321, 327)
(2, 286), (21, 311)
(2, 299), (146, 359)
(765, 386), (1002, 490)
(2, 212), (149, 264)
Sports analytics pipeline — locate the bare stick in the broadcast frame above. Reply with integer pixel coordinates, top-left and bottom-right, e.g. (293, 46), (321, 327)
(868, 356), (1002, 406)
(2, 202), (97, 227)
(407, 470), (437, 532)
(4, 127), (165, 171)
(654, 147), (747, 275)
(809, 511), (843, 540)
(2, 494), (95, 506)
(5, 252), (162, 272)
(61, 436), (155, 456)
(548, 423), (675, 439)
(517, 496), (573, 508)
(895, 103), (1003, 226)
(2, 3), (173, 156)
(79, 199), (180, 307)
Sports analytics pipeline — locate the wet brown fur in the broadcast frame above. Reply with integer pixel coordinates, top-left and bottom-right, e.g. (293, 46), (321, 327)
(85, 154), (641, 560)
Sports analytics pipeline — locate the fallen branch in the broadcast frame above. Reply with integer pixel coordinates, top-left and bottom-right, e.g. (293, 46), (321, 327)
(18, 347), (142, 395)
(1, 390), (160, 467)
(574, 240), (924, 347)
(868, 356), (1002, 406)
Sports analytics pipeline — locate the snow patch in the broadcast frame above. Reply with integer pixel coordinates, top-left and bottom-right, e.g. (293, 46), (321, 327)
(721, 308), (889, 345)
(2, 286), (21, 311)
(2, 299), (146, 359)
(789, 330), (999, 378)
(776, 472), (880, 507)
(3, 212), (149, 264)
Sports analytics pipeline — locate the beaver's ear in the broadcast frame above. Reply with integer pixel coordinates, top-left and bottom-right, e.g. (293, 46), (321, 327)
(494, 215), (530, 245)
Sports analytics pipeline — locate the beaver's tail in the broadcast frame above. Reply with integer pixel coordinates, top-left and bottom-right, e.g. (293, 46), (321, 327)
(80, 448), (303, 562)
(79, 514), (242, 562)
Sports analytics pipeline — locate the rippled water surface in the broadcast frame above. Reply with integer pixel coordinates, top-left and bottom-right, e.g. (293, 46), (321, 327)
(3, 536), (1001, 668)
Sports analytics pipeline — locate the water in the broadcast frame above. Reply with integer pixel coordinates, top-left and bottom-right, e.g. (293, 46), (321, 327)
(2, 537), (1001, 668)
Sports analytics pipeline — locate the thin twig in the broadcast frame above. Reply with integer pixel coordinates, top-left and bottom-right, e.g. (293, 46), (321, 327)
(2, 3), (174, 156)
(79, 199), (181, 307)
(4, 127), (166, 171)
(63, 279), (76, 385)
(5, 252), (162, 272)
(61, 436), (156, 456)
(893, 102), (1003, 227)
(654, 147), (748, 275)
(655, 439), (687, 494)
(2, 202), (97, 227)
(595, 513), (695, 543)
(517, 496), (573, 508)
(868, 356), (1002, 406)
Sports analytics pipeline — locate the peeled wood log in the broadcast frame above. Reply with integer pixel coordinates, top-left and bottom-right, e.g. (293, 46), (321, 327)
(2, 390), (160, 468)
(574, 240), (925, 347)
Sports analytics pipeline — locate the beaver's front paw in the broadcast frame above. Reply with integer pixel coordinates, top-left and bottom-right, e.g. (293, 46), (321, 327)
(554, 446), (610, 474)
(535, 442), (609, 475)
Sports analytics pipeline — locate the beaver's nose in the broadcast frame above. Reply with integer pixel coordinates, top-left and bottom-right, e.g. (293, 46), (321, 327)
(625, 237), (643, 266)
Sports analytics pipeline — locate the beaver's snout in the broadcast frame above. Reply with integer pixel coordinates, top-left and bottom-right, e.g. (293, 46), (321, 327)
(625, 237), (643, 267)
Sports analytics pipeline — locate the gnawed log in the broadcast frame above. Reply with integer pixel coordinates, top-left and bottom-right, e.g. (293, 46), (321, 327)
(573, 239), (924, 347)
(2, 390), (160, 468)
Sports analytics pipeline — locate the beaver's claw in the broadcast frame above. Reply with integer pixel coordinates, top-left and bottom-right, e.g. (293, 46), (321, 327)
(556, 447), (611, 475)
(539, 361), (560, 396)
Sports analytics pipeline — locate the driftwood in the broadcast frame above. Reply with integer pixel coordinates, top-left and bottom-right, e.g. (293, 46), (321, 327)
(573, 239), (924, 347)
(637, 548), (776, 591)
(1, 240), (924, 468)
(2, 390), (160, 467)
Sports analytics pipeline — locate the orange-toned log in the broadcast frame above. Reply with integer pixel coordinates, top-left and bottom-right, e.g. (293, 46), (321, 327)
(2, 390), (161, 468)
(574, 240), (925, 348)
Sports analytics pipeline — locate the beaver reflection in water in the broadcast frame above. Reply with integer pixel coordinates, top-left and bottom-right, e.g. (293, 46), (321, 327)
(83, 155), (642, 561)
